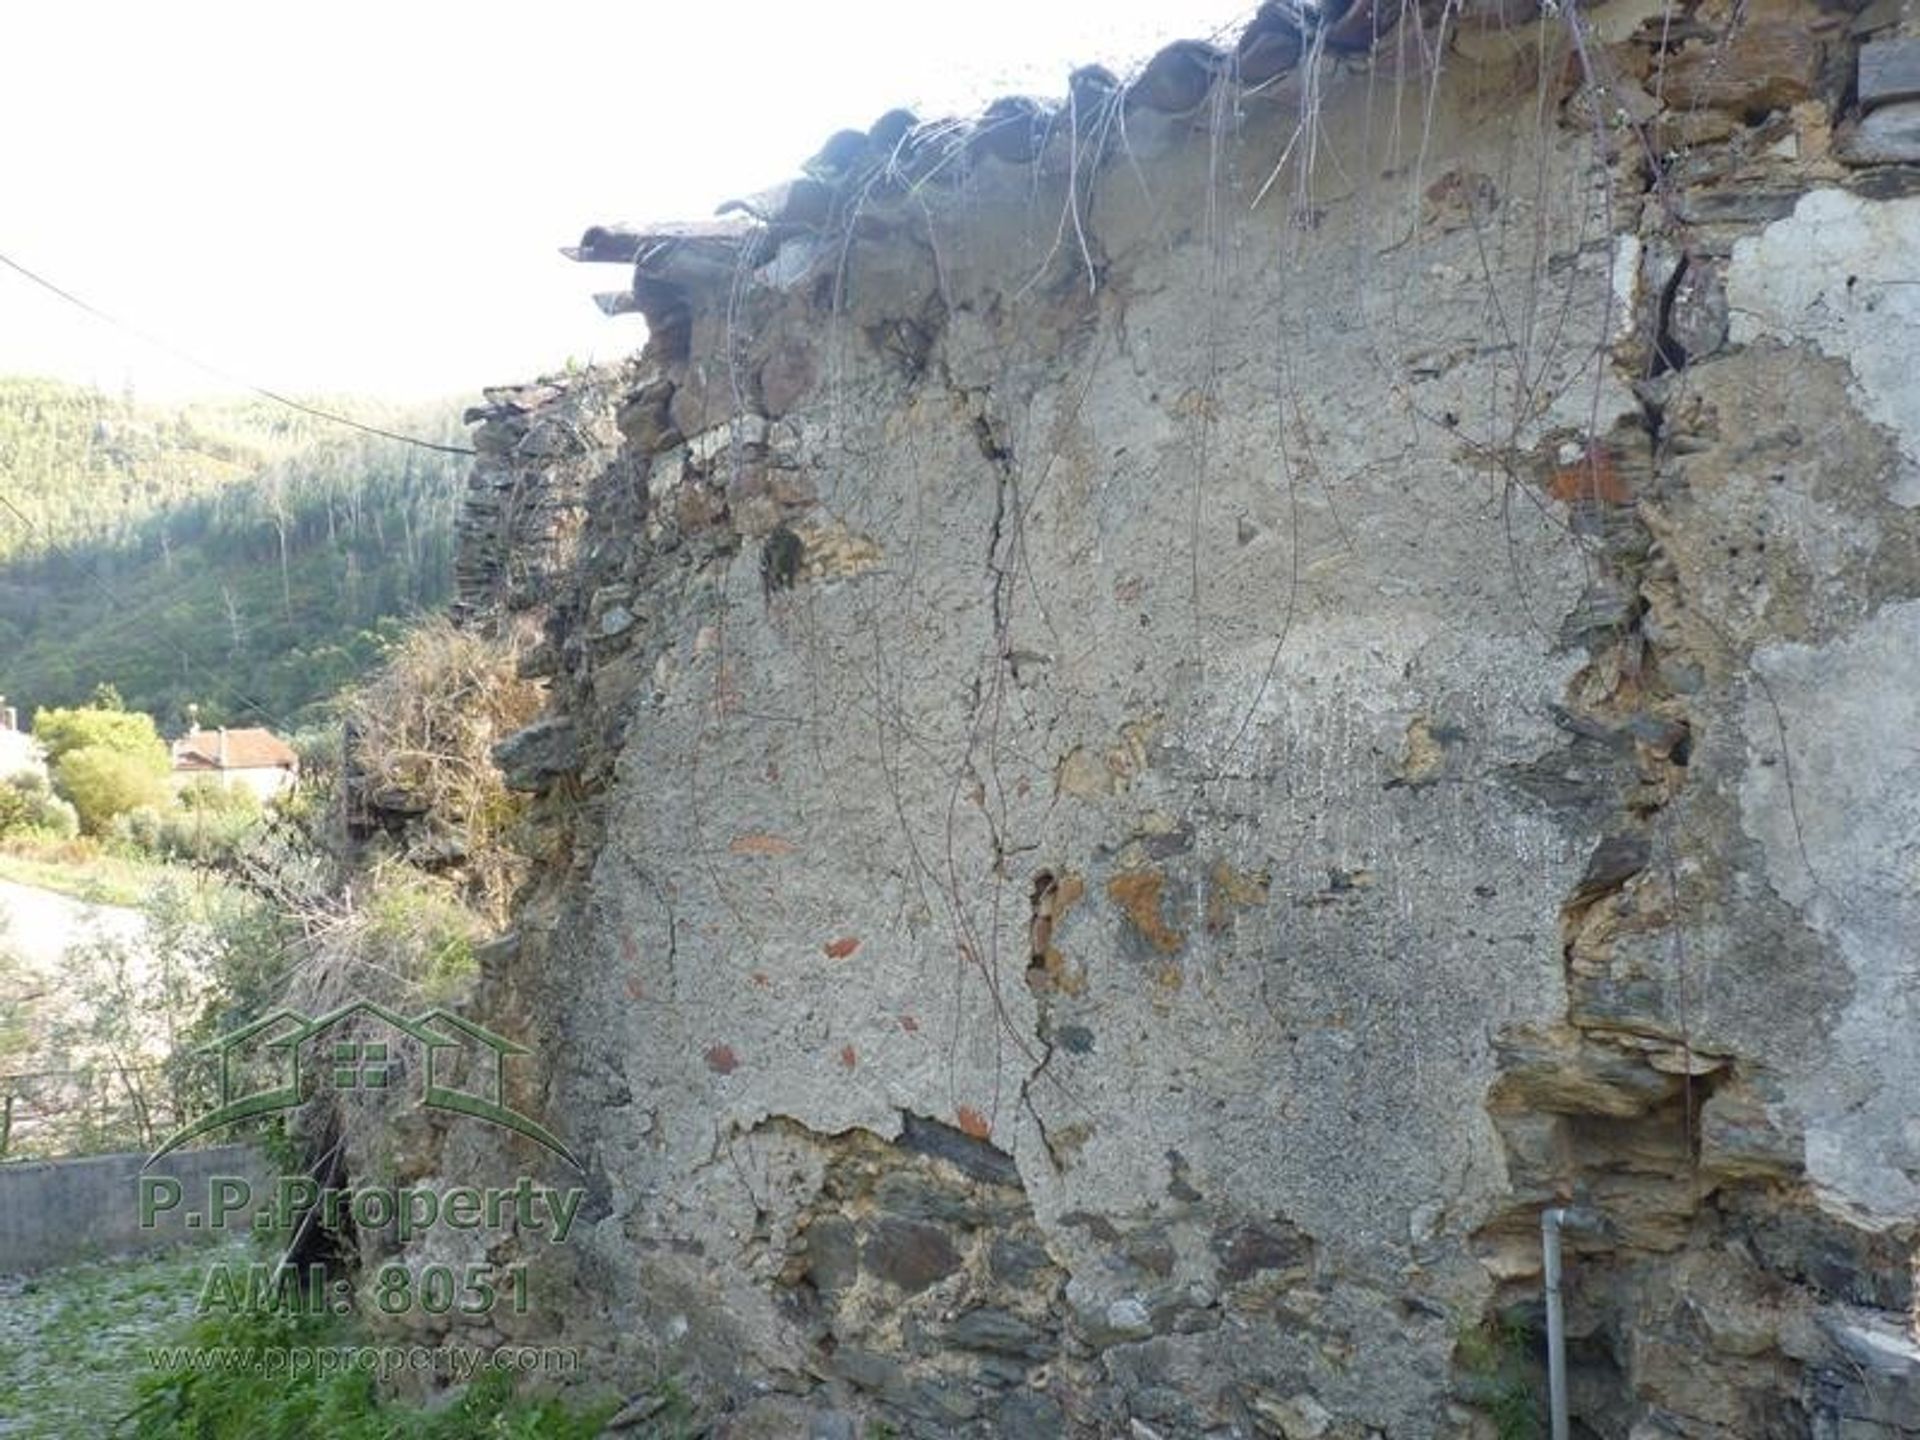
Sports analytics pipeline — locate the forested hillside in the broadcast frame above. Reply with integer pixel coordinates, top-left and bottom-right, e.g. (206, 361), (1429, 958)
(0, 378), (467, 726)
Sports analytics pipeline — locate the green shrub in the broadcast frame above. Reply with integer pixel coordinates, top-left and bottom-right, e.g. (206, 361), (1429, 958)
(156, 805), (263, 866)
(0, 784), (23, 837)
(5, 769), (50, 798)
(361, 872), (482, 998)
(1456, 1317), (1542, 1440)
(286, 724), (342, 782)
(178, 776), (262, 815)
(110, 804), (166, 854)
(32, 703), (167, 767)
(0, 772), (80, 839)
(53, 744), (171, 833)
(173, 884), (303, 1050)
(42, 795), (79, 839)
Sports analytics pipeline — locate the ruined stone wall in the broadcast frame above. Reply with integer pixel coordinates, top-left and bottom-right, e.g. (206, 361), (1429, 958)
(391, 1), (1920, 1434)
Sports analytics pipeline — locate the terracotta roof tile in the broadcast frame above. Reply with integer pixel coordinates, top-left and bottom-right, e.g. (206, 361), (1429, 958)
(170, 728), (299, 772)
(560, 0), (1414, 323)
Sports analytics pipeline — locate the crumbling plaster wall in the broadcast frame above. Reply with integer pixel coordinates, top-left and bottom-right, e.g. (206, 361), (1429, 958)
(425, 1), (1920, 1435)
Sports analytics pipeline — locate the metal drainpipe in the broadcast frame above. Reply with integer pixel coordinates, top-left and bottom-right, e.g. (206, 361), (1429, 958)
(1543, 1206), (1571, 1440)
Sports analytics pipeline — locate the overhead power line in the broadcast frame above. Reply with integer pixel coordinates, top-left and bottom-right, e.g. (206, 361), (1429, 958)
(0, 249), (477, 457)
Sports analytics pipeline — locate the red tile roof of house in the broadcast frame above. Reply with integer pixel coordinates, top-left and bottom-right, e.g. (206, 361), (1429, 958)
(171, 727), (299, 772)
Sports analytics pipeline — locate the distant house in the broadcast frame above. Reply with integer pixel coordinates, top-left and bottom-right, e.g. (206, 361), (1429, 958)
(170, 724), (299, 802)
(0, 698), (45, 782)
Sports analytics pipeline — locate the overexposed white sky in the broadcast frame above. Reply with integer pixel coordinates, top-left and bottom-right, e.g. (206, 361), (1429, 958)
(2, 2), (1243, 402)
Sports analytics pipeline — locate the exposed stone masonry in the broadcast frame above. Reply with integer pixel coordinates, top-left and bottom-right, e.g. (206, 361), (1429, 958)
(384, 0), (1920, 1434)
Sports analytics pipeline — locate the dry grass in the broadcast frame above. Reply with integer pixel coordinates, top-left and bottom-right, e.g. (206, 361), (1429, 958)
(247, 621), (555, 1236)
(0, 838), (176, 909)
(196, 618), (546, 1029)
(342, 616), (547, 927)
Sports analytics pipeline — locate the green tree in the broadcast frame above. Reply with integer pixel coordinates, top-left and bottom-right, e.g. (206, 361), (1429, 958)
(32, 700), (171, 832)
(0, 378), (466, 726)
(32, 703), (168, 766)
(52, 745), (169, 833)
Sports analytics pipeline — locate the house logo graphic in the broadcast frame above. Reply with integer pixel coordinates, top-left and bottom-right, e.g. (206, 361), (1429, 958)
(147, 1000), (580, 1169)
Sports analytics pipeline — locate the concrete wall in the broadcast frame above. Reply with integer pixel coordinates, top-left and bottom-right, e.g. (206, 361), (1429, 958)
(0, 1145), (267, 1275)
(391, 1), (1920, 1435)
(168, 766), (295, 803)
